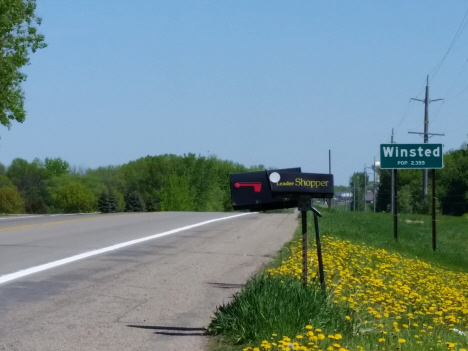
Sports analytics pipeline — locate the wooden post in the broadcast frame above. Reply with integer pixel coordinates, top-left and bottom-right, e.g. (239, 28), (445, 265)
(301, 210), (308, 286)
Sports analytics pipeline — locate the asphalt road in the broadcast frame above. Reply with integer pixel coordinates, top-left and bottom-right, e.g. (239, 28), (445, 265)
(0, 212), (298, 351)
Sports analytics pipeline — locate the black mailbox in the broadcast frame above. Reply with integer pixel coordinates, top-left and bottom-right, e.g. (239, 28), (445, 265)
(267, 171), (334, 199)
(230, 168), (301, 211)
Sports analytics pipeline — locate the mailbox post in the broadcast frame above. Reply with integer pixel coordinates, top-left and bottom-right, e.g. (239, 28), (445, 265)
(230, 168), (333, 289)
(267, 170), (333, 290)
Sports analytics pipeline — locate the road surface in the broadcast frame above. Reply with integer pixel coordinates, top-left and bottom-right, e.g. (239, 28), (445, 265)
(0, 211), (298, 351)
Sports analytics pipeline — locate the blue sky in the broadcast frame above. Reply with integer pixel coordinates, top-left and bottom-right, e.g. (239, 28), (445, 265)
(2, 1), (468, 185)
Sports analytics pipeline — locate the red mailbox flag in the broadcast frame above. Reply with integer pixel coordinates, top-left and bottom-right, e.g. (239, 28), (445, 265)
(234, 182), (262, 192)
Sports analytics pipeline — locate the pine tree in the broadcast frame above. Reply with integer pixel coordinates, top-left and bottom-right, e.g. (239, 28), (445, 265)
(108, 189), (119, 212)
(97, 190), (111, 213)
(125, 191), (145, 212)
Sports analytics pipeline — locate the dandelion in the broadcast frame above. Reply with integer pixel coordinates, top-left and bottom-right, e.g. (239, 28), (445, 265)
(254, 234), (468, 351)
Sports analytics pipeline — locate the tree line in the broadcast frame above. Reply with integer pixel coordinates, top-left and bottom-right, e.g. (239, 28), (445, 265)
(0, 154), (258, 214)
(349, 146), (468, 216)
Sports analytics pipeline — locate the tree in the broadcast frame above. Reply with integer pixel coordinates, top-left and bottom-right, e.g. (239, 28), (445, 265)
(438, 148), (468, 216)
(0, 185), (24, 213)
(97, 188), (120, 213)
(0, 0), (46, 128)
(349, 172), (367, 211)
(44, 158), (69, 177)
(0, 174), (13, 188)
(97, 190), (111, 213)
(125, 191), (145, 212)
(52, 182), (96, 213)
(376, 169), (391, 212)
(108, 188), (119, 212)
(7, 157), (48, 213)
(159, 174), (194, 211)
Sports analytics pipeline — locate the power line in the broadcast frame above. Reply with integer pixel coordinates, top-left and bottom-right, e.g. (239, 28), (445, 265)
(394, 100), (413, 135)
(430, 7), (468, 81)
(393, 7), (468, 147)
(446, 85), (468, 102)
(432, 60), (468, 123)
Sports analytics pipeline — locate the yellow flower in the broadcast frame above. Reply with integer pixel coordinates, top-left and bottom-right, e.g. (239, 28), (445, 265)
(398, 338), (406, 343)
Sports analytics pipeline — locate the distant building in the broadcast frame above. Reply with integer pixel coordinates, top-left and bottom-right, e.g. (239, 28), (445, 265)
(365, 192), (374, 203)
(335, 192), (352, 201)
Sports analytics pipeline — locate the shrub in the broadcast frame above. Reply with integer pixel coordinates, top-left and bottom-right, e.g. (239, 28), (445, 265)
(0, 186), (25, 214)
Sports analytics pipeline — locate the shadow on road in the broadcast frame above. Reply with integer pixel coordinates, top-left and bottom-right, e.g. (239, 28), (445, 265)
(127, 325), (206, 336)
(206, 282), (244, 289)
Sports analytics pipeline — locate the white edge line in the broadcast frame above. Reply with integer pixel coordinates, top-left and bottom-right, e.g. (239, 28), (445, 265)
(0, 212), (253, 285)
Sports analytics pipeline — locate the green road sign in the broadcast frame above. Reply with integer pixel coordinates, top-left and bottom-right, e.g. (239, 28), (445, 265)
(380, 144), (443, 169)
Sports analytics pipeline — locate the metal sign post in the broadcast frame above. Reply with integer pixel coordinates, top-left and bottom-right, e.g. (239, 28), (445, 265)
(298, 199), (326, 290)
(432, 169), (436, 251)
(311, 206), (325, 290)
(393, 169), (398, 240)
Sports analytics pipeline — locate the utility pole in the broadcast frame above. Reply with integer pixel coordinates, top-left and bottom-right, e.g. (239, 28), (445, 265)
(390, 128), (395, 213)
(410, 75), (444, 203)
(373, 156), (376, 213)
(328, 150), (332, 209)
(364, 165), (367, 212)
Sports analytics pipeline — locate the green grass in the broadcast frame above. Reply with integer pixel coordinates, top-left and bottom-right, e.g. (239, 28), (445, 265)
(318, 209), (468, 272)
(207, 276), (351, 345)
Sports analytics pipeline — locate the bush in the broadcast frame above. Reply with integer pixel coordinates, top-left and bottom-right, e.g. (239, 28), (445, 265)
(0, 186), (25, 214)
(53, 182), (97, 213)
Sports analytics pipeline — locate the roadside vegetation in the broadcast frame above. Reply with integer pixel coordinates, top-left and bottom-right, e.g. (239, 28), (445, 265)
(0, 154), (261, 214)
(207, 210), (468, 351)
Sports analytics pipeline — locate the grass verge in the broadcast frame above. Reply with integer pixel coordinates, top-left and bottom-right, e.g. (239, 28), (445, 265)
(207, 210), (468, 351)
